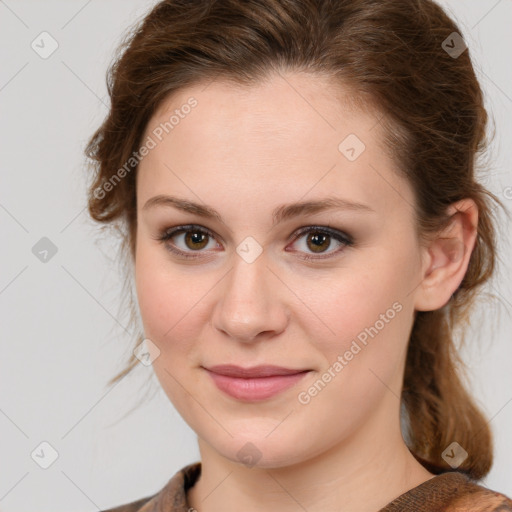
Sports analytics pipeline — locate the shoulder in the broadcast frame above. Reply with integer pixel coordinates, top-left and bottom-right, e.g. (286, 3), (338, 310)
(447, 478), (512, 512)
(98, 462), (201, 512)
(426, 471), (512, 512)
(100, 494), (156, 512)
(381, 471), (512, 512)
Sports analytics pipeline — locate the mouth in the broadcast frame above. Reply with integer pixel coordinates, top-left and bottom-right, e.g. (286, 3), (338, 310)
(202, 364), (312, 401)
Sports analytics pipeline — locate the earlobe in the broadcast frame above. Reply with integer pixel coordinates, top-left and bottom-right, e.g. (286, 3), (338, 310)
(414, 199), (478, 312)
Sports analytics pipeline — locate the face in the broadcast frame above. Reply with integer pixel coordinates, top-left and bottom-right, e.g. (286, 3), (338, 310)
(134, 71), (425, 468)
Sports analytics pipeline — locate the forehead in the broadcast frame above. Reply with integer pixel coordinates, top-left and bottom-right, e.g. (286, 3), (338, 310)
(148, 71), (378, 142)
(137, 72), (415, 221)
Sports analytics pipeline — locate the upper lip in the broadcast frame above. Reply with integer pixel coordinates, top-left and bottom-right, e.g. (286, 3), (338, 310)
(204, 364), (310, 378)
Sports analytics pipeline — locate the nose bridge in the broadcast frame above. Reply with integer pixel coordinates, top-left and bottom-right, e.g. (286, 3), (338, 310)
(212, 246), (287, 341)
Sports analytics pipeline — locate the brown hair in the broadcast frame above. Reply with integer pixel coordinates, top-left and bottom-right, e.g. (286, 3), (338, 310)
(84, 0), (509, 480)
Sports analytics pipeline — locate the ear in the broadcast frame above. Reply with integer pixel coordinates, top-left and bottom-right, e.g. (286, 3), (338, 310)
(413, 198), (478, 312)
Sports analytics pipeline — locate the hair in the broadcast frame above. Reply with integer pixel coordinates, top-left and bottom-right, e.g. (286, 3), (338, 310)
(84, 0), (509, 481)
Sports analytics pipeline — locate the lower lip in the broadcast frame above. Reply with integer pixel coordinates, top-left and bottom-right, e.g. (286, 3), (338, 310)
(205, 369), (310, 401)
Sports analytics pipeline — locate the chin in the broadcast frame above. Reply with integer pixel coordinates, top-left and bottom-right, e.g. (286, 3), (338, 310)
(211, 433), (309, 470)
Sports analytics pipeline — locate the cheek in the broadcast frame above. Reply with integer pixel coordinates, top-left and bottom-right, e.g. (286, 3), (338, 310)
(303, 266), (405, 331)
(135, 243), (187, 347)
(135, 260), (170, 339)
(291, 272), (411, 435)
(297, 251), (415, 379)
(134, 251), (200, 407)
(134, 243), (212, 362)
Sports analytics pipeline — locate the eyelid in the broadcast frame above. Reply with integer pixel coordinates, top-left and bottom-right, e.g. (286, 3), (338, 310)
(155, 223), (353, 260)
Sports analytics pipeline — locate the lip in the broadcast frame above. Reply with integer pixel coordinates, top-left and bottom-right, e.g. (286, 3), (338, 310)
(206, 364), (310, 378)
(203, 365), (311, 401)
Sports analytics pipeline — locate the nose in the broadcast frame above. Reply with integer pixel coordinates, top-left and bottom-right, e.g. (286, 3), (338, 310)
(211, 250), (289, 343)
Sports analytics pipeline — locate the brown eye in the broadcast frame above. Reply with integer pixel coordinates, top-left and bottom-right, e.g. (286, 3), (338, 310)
(157, 225), (219, 259)
(305, 231), (331, 253)
(288, 226), (354, 261)
(183, 230), (209, 250)
(156, 224), (353, 261)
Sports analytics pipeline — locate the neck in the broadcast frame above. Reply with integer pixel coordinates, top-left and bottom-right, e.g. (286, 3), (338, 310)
(187, 398), (434, 512)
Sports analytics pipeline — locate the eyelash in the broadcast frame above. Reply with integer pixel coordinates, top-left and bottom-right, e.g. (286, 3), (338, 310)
(155, 224), (354, 261)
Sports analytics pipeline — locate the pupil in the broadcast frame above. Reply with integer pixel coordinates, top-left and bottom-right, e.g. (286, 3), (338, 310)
(187, 231), (206, 249)
(310, 233), (328, 252)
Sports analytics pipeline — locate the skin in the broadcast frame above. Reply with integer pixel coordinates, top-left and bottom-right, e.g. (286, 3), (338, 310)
(134, 71), (478, 512)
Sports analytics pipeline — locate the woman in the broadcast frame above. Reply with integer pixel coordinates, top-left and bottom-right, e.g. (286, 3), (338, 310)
(85, 0), (512, 510)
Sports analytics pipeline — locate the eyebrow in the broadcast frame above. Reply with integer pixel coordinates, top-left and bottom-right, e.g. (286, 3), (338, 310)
(142, 194), (375, 226)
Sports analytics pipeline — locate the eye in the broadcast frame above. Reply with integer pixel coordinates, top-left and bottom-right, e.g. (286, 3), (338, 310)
(289, 225), (354, 261)
(156, 225), (220, 259)
(155, 224), (354, 260)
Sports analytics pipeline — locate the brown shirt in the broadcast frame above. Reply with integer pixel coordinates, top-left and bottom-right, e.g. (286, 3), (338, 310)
(101, 462), (512, 512)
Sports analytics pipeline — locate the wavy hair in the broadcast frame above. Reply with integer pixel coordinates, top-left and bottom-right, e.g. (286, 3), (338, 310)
(84, 0), (509, 480)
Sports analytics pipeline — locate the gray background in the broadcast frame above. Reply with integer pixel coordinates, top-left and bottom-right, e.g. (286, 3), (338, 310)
(1, 1), (511, 510)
